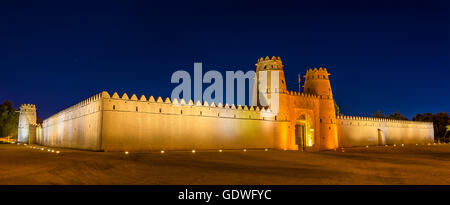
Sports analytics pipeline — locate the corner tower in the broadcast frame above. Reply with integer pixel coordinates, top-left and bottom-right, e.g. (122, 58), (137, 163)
(252, 56), (287, 111)
(303, 67), (338, 149)
(18, 104), (37, 144)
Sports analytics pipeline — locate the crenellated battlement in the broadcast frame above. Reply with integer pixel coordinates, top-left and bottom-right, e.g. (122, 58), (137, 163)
(337, 115), (433, 125)
(101, 91), (274, 114)
(43, 92), (104, 122)
(255, 56), (283, 71)
(305, 67), (328, 73)
(287, 90), (320, 99)
(20, 104), (36, 109)
(304, 67), (330, 80)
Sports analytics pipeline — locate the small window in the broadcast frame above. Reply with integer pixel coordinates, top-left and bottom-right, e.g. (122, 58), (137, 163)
(320, 118), (322, 123)
(180, 110), (183, 115)
(200, 111), (202, 115)
(136, 106), (138, 112)
(113, 105), (115, 110)
(159, 108), (162, 113)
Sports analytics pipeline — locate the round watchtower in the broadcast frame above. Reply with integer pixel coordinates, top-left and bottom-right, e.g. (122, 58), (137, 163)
(303, 67), (333, 98)
(252, 56), (288, 108)
(18, 104), (37, 143)
(303, 67), (338, 150)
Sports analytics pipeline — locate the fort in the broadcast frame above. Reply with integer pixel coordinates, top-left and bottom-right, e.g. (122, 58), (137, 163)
(17, 56), (434, 151)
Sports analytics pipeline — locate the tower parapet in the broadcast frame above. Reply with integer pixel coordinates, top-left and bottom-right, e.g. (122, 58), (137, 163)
(256, 56), (284, 71)
(18, 104), (37, 143)
(303, 67), (333, 99)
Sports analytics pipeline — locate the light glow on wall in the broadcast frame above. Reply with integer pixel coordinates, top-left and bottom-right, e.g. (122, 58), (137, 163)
(308, 129), (314, 147)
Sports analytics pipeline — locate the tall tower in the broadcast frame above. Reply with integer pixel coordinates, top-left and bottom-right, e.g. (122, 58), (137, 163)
(303, 67), (333, 98)
(303, 67), (338, 149)
(252, 56), (287, 113)
(18, 104), (37, 144)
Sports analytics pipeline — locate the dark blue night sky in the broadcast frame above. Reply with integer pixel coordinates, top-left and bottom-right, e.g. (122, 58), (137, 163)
(1, 0), (449, 119)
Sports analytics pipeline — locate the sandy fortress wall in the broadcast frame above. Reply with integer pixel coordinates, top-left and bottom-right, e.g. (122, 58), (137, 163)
(39, 91), (290, 151)
(337, 115), (434, 147)
(101, 92), (289, 151)
(40, 94), (103, 150)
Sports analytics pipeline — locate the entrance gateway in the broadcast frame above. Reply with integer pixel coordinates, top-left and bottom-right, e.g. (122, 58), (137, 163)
(295, 124), (306, 151)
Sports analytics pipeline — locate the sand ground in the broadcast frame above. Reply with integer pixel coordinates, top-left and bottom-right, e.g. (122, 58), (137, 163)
(0, 143), (449, 185)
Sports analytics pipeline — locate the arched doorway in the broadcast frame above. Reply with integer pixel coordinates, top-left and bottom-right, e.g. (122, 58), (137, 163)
(377, 129), (385, 145)
(295, 123), (306, 151)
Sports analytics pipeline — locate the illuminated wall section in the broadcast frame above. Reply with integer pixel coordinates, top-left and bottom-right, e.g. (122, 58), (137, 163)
(337, 116), (434, 147)
(41, 93), (103, 150)
(100, 92), (290, 151)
